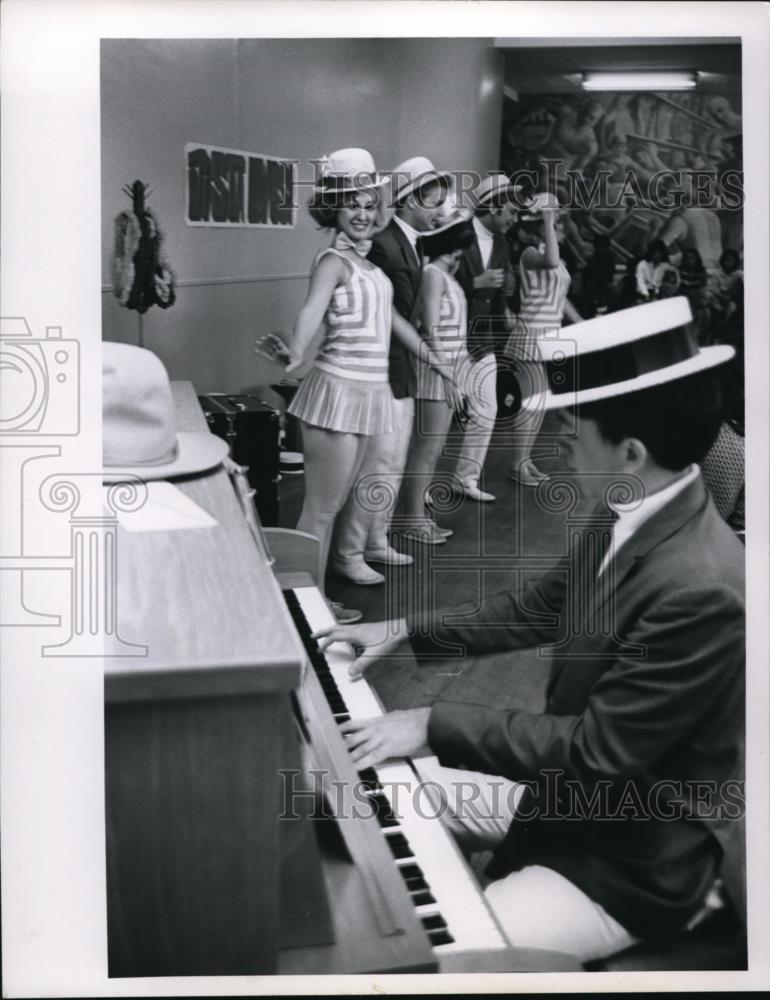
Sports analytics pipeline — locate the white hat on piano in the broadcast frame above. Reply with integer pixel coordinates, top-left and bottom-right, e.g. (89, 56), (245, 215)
(520, 297), (735, 412)
(102, 342), (228, 482)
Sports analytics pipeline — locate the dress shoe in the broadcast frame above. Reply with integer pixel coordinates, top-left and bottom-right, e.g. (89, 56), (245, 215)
(329, 558), (385, 586)
(329, 601), (363, 624)
(456, 481), (496, 502)
(428, 520), (454, 538)
(401, 522), (447, 545)
(364, 546), (414, 566)
(509, 460), (550, 487)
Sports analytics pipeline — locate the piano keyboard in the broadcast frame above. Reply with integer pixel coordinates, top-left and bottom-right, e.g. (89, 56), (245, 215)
(284, 586), (509, 955)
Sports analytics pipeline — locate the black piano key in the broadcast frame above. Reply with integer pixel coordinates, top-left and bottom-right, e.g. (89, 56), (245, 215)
(367, 793), (399, 827)
(410, 889), (436, 907)
(398, 863), (425, 882)
(421, 913), (448, 932)
(428, 929), (455, 947)
(384, 832), (414, 860)
(357, 768), (382, 790)
(333, 713), (351, 725)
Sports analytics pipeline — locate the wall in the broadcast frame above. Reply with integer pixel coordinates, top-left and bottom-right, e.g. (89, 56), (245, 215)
(101, 38), (503, 390)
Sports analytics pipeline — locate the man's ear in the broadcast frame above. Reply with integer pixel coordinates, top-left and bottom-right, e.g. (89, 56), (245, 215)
(623, 437), (648, 471)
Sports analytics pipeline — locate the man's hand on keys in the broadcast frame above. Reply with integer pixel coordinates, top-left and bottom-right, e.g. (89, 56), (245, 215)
(313, 617), (410, 679)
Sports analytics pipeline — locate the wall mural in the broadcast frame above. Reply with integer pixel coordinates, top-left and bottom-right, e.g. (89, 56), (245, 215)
(500, 90), (743, 321)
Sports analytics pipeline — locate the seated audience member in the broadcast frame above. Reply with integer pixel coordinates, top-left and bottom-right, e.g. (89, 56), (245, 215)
(709, 249), (743, 333)
(317, 297), (744, 964)
(634, 240), (669, 302)
(657, 266), (681, 299)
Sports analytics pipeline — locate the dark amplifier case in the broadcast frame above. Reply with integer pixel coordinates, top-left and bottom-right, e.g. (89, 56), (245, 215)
(198, 393), (280, 526)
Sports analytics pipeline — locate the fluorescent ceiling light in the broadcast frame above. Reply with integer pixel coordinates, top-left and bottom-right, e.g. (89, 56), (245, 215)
(581, 71), (698, 91)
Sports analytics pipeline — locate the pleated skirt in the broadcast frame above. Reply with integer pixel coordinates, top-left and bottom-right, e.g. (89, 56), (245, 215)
(288, 366), (398, 435)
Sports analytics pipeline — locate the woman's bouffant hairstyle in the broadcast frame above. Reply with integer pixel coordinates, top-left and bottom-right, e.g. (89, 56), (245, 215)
(307, 188), (384, 230)
(308, 191), (346, 229)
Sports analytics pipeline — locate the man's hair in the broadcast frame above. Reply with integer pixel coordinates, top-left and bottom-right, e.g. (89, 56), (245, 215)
(476, 191), (511, 218)
(576, 368), (725, 470)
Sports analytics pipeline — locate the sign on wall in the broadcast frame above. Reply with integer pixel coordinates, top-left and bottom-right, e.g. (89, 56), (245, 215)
(185, 142), (296, 228)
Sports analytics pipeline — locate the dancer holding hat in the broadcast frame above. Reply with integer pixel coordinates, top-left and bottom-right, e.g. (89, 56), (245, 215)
(508, 191), (582, 486)
(315, 298), (744, 962)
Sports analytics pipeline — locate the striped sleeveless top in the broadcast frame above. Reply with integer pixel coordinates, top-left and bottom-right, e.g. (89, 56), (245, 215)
(314, 248), (393, 383)
(426, 264), (467, 359)
(518, 253), (571, 337)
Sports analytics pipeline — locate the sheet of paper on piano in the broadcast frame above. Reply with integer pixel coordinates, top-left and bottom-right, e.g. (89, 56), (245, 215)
(103, 481), (217, 532)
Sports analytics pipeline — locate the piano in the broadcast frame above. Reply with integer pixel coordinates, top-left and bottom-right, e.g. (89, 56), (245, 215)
(105, 382), (579, 977)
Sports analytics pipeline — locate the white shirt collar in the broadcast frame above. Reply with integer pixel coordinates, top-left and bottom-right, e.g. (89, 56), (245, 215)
(394, 214), (420, 251)
(599, 464), (700, 574)
(473, 215), (494, 244)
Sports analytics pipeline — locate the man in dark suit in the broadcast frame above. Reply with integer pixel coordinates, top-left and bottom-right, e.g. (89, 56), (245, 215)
(332, 156), (451, 583)
(317, 298), (745, 963)
(452, 175), (519, 501)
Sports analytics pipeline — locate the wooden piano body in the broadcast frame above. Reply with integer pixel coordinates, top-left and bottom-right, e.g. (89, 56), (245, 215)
(104, 382), (579, 978)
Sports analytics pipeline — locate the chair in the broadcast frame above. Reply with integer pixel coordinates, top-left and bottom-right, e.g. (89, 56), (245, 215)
(262, 527), (322, 586)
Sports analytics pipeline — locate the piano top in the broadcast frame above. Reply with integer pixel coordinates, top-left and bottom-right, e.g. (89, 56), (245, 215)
(105, 381), (304, 704)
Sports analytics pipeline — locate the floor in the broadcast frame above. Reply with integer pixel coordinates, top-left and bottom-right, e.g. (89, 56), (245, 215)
(278, 411), (596, 716)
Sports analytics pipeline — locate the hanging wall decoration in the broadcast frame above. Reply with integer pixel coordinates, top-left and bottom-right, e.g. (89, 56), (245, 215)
(185, 142), (296, 228)
(112, 180), (177, 314)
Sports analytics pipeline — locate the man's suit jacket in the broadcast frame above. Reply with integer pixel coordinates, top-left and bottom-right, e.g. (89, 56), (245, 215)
(409, 475), (745, 939)
(368, 220), (423, 399)
(454, 229), (516, 362)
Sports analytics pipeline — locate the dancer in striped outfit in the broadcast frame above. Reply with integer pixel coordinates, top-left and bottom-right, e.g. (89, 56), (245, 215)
(256, 149), (394, 622)
(508, 192), (582, 486)
(399, 210), (474, 543)
(257, 149), (454, 616)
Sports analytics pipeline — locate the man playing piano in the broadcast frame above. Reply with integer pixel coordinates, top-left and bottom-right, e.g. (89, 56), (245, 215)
(315, 297), (745, 965)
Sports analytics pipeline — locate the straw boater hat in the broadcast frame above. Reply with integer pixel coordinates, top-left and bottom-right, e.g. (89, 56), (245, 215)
(102, 342), (228, 482)
(313, 148), (391, 229)
(519, 190), (560, 222)
(521, 297), (735, 412)
(391, 155), (452, 204)
(313, 147), (389, 194)
(472, 174), (522, 211)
